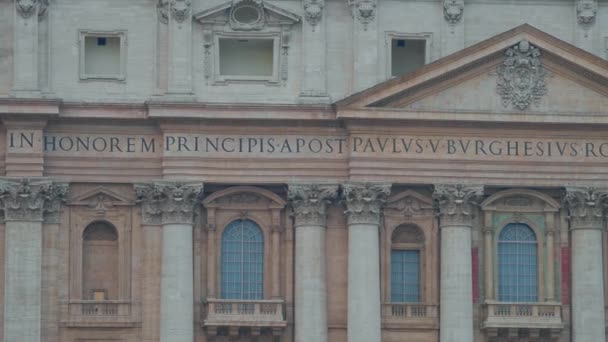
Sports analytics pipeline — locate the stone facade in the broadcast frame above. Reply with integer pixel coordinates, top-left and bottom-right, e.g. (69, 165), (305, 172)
(2, 0), (608, 341)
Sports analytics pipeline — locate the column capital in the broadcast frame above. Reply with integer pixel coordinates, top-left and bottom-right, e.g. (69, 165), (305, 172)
(135, 181), (203, 225)
(343, 182), (391, 225)
(288, 183), (338, 227)
(433, 184), (484, 226)
(15, 0), (49, 19)
(0, 178), (68, 222)
(563, 186), (608, 229)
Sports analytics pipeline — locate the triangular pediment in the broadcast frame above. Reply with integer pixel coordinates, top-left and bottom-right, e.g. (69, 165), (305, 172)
(337, 25), (608, 123)
(69, 186), (134, 207)
(194, 0), (300, 27)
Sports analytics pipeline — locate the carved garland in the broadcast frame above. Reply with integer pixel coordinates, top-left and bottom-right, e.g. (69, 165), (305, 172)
(495, 40), (548, 111)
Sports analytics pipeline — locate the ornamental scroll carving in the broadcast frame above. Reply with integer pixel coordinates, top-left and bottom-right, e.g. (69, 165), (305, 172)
(157, 0), (191, 23)
(0, 178), (68, 222)
(495, 40), (548, 111)
(433, 184), (483, 226)
(135, 181), (203, 225)
(564, 187), (608, 228)
(288, 184), (338, 227)
(349, 0), (376, 30)
(304, 0), (324, 31)
(577, 0), (597, 27)
(443, 0), (464, 25)
(343, 183), (391, 225)
(15, 0), (48, 20)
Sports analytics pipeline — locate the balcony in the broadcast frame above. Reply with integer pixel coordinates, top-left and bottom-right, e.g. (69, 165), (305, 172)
(60, 300), (141, 328)
(482, 301), (563, 340)
(203, 299), (287, 337)
(381, 303), (439, 329)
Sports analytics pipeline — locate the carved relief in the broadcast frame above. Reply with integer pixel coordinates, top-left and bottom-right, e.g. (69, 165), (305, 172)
(564, 187), (608, 228)
(135, 181), (203, 225)
(495, 40), (548, 111)
(391, 224), (425, 243)
(0, 178), (68, 222)
(503, 196), (533, 207)
(230, 0), (265, 31)
(387, 197), (423, 217)
(303, 0), (324, 31)
(202, 28), (213, 81)
(433, 184), (483, 226)
(443, 0), (464, 25)
(288, 183), (338, 227)
(577, 0), (597, 27)
(281, 28), (291, 82)
(349, 0), (376, 30)
(157, 0), (169, 24)
(171, 0), (191, 23)
(15, 0), (48, 19)
(343, 183), (391, 225)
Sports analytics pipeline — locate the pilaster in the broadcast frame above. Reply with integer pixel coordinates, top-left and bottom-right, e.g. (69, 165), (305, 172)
(349, 0), (379, 92)
(574, 0), (598, 53)
(299, 0), (330, 104)
(442, 0), (465, 55)
(13, 0), (48, 97)
(3, 119), (47, 177)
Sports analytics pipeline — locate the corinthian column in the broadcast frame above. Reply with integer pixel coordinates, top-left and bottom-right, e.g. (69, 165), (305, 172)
(433, 184), (483, 342)
(288, 184), (338, 342)
(0, 178), (68, 342)
(564, 187), (606, 342)
(343, 182), (391, 342)
(136, 181), (203, 342)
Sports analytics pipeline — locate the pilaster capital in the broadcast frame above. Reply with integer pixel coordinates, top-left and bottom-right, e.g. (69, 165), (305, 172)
(15, 0), (49, 19)
(0, 178), (68, 222)
(288, 183), (338, 227)
(303, 0), (324, 30)
(348, 0), (377, 29)
(433, 184), (484, 226)
(343, 182), (391, 225)
(563, 186), (608, 229)
(135, 181), (203, 225)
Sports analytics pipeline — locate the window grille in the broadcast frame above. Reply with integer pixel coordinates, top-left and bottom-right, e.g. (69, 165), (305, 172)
(391, 250), (420, 302)
(221, 219), (264, 300)
(498, 223), (538, 302)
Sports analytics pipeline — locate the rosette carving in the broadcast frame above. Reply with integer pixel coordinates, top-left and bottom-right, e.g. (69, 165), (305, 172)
(564, 187), (608, 229)
(433, 184), (483, 226)
(0, 178), (68, 222)
(288, 183), (338, 227)
(136, 181), (203, 225)
(343, 183), (391, 225)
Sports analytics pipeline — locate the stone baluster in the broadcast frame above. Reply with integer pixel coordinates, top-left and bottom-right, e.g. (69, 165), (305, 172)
(564, 187), (606, 342)
(136, 181), (203, 342)
(433, 184), (483, 342)
(1, 178), (68, 342)
(288, 184), (338, 342)
(343, 182), (391, 342)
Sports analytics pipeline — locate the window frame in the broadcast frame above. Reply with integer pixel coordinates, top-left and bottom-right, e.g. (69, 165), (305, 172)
(385, 31), (432, 79)
(388, 224), (426, 303)
(78, 29), (127, 82)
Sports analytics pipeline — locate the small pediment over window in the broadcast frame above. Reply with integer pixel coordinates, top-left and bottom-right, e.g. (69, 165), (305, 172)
(194, 0), (300, 29)
(203, 186), (286, 210)
(69, 186), (134, 209)
(385, 189), (433, 217)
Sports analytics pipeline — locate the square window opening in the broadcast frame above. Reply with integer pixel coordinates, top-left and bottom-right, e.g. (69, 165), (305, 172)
(84, 36), (121, 77)
(391, 39), (426, 77)
(219, 38), (274, 77)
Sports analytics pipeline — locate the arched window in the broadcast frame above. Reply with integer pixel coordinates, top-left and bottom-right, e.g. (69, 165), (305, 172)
(390, 224), (424, 303)
(498, 223), (538, 302)
(221, 219), (264, 300)
(82, 221), (119, 300)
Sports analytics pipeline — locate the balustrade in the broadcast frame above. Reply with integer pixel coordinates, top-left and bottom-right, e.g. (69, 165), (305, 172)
(61, 301), (140, 327)
(204, 299), (287, 327)
(482, 301), (563, 329)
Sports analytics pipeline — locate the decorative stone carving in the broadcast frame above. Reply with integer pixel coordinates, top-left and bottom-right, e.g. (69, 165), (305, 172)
(386, 197), (424, 217)
(495, 40), (548, 111)
(15, 0), (48, 19)
(577, 0), (597, 27)
(443, 0), (464, 25)
(230, 0), (265, 31)
(433, 184), (484, 226)
(343, 183), (391, 225)
(0, 178), (68, 222)
(288, 183), (338, 227)
(171, 0), (191, 23)
(281, 28), (291, 82)
(216, 193), (262, 205)
(563, 187), (608, 228)
(157, 0), (169, 24)
(349, 0), (376, 30)
(303, 0), (324, 31)
(392, 224), (425, 243)
(135, 181), (203, 225)
(202, 27), (212, 81)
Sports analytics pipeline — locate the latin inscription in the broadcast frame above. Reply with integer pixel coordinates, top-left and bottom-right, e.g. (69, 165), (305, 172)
(19, 132), (608, 161)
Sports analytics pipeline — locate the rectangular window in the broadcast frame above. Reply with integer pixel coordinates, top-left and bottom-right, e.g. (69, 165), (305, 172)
(219, 38), (274, 77)
(391, 38), (426, 77)
(79, 30), (126, 81)
(391, 250), (420, 302)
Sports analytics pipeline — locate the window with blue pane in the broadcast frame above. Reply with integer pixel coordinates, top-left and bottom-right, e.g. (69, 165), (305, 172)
(498, 223), (538, 302)
(221, 219), (264, 300)
(391, 250), (421, 302)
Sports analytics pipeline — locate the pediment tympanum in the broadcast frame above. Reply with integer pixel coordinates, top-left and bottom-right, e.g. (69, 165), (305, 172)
(337, 25), (608, 122)
(69, 186), (134, 208)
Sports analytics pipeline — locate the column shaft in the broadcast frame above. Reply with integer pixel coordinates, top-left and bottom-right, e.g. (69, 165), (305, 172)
(4, 221), (42, 342)
(160, 223), (194, 342)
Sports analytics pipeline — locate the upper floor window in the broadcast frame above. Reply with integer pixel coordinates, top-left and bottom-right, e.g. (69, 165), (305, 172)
(386, 32), (432, 79)
(390, 224), (424, 303)
(82, 221), (119, 300)
(79, 30), (126, 81)
(221, 219), (264, 300)
(218, 36), (277, 81)
(498, 223), (538, 302)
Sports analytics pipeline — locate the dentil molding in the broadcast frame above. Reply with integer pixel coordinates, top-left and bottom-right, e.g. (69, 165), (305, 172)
(135, 181), (203, 225)
(433, 184), (484, 226)
(288, 183), (338, 227)
(343, 182), (391, 225)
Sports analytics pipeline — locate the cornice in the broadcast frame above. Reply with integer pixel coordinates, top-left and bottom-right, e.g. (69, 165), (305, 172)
(0, 97), (60, 115)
